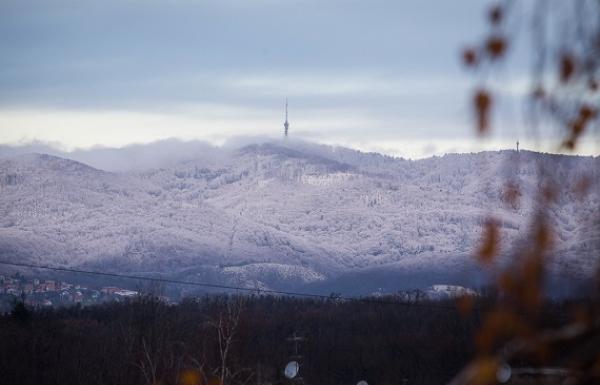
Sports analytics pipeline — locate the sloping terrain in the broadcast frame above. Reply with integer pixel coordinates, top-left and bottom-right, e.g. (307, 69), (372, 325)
(0, 142), (598, 292)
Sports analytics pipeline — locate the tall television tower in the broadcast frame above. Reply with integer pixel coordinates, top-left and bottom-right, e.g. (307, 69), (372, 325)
(284, 97), (289, 138)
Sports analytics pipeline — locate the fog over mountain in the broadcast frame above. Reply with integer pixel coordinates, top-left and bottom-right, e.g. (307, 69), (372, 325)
(0, 140), (598, 295)
(0, 139), (233, 172)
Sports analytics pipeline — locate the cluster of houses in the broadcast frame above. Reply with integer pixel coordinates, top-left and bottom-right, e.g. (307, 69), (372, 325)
(0, 273), (139, 313)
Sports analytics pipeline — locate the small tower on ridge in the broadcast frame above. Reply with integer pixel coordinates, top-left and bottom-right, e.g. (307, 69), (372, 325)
(284, 97), (289, 138)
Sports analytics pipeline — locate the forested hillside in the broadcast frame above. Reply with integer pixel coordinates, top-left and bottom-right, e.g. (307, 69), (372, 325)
(0, 142), (597, 292)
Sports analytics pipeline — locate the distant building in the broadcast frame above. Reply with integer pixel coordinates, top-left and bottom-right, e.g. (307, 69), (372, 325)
(425, 284), (477, 299)
(23, 283), (34, 294)
(59, 291), (72, 302)
(45, 280), (56, 291)
(115, 290), (138, 297)
(60, 282), (72, 290)
(6, 285), (20, 295)
(101, 287), (120, 295)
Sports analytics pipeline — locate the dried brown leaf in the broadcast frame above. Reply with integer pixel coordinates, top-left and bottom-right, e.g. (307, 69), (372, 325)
(477, 218), (499, 264)
(476, 309), (529, 353)
(207, 377), (222, 385)
(534, 221), (552, 252)
(541, 183), (558, 204)
(531, 85), (545, 100)
(560, 53), (576, 82)
(579, 105), (597, 122)
(181, 370), (203, 385)
(471, 357), (499, 385)
(488, 5), (503, 25)
(474, 89), (492, 134)
(573, 175), (592, 199)
(456, 294), (475, 317)
(462, 48), (478, 67)
(502, 181), (521, 209)
(562, 138), (576, 150)
(485, 35), (507, 59)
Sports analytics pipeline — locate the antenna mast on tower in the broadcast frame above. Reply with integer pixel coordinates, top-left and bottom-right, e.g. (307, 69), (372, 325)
(284, 97), (289, 138)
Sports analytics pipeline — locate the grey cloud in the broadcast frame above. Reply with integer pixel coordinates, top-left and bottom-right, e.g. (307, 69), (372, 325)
(1, 0), (542, 148)
(0, 0), (485, 108)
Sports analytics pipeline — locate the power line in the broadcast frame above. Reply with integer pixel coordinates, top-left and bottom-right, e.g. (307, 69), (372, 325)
(0, 260), (463, 310)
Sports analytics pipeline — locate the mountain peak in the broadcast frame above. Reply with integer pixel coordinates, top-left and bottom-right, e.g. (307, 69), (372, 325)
(2, 152), (104, 174)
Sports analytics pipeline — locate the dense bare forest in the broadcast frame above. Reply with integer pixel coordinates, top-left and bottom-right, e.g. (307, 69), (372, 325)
(0, 295), (580, 385)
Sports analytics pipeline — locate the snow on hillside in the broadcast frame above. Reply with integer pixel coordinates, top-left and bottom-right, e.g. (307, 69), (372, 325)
(425, 284), (478, 299)
(0, 141), (598, 291)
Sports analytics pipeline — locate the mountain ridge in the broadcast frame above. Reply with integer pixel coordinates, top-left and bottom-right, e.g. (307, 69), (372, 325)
(0, 142), (598, 293)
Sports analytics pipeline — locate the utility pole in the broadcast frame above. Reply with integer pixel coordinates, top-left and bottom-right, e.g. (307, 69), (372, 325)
(286, 331), (305, 361)
(284, 331), (306, 384)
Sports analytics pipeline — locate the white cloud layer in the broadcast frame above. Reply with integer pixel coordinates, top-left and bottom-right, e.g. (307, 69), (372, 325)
(1, 106), (597, 159)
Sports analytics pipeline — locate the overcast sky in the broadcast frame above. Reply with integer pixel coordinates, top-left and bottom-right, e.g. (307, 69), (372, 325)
(0, 0), (596, 158)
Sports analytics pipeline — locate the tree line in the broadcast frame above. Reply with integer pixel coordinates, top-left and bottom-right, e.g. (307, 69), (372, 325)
(0, 294), (572, 385)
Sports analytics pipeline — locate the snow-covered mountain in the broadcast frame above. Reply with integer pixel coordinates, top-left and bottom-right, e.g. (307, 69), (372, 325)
(0, 141), (598, 294)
